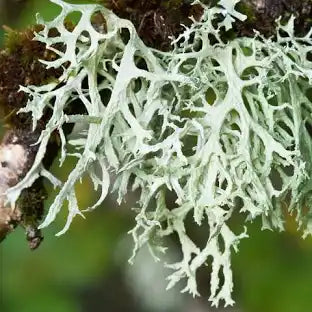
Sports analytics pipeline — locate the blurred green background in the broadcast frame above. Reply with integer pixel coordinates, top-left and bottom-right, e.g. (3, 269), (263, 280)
(1, 1), (312, 312)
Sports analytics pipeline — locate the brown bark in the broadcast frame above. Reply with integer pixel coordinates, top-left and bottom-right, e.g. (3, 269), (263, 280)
(0, 131), (35, 245)
(237, 0), (312, 37)
(0, 28), (62, 248)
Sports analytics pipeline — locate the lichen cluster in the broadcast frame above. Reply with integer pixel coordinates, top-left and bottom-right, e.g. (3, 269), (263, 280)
(4, 0), (312, 306)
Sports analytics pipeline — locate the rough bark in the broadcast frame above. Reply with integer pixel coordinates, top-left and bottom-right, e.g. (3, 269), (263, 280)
(0, 27), (62, 248)
(237, 0), (312, 37)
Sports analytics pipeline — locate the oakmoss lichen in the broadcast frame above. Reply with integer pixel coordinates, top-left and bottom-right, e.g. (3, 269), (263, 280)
(13, 0), (312, 305)
(2, 0), (312, 303)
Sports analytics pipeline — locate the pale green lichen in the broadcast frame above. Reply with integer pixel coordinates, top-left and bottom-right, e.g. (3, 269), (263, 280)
(5, 0), (312, 306)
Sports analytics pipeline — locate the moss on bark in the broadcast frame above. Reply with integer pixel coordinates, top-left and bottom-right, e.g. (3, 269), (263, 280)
(236, 0), (312, 37)
(100, 0), (203, 50)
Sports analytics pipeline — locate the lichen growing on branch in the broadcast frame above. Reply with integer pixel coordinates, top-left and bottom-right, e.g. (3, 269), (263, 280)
(2, 0), (312, 307)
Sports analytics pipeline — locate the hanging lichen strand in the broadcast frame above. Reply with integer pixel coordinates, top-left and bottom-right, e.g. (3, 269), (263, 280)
(5, 0), (312, 306)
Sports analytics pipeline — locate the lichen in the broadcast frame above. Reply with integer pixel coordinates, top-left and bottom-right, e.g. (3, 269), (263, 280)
(5, 0), (312, 306)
